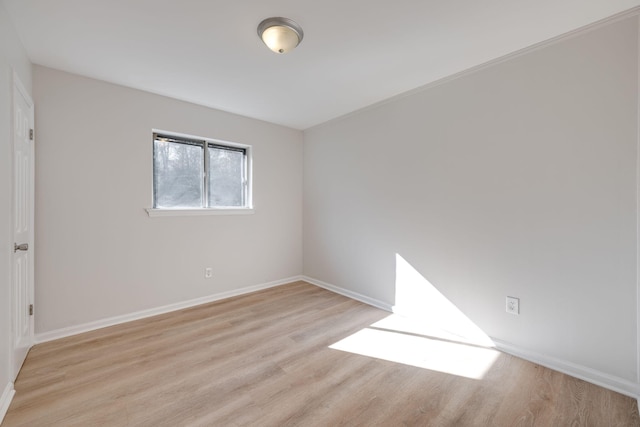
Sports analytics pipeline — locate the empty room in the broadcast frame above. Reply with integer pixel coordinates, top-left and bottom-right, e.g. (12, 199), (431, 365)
(2, 1), (640, 425)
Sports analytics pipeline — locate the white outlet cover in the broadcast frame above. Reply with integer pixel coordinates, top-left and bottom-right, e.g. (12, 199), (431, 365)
(506, 296), (519, 315)
(205, 268), (213, 278)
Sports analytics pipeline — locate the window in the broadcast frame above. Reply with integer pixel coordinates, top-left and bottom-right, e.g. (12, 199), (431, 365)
(152, 132), (251, 211)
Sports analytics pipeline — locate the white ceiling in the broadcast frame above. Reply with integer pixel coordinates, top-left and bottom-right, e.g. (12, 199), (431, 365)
(3, 0), (639, 130)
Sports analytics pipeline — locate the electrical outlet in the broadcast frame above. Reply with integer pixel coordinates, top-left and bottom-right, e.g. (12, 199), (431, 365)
(506, 296), (519, 315)
(205, 267), (213, 279)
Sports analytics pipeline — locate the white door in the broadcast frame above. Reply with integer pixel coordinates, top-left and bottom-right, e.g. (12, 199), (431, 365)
(12, 73), (34, 379)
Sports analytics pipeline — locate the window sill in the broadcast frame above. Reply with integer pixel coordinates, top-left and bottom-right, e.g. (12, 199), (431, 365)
(146, 208), (255, 217)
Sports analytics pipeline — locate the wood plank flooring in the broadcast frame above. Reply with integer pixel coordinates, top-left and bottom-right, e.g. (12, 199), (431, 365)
(3, 281), (639, 426)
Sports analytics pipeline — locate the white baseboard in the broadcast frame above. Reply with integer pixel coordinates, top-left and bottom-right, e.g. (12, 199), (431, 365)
(0, 382), (15, 425)
(302, 275), (640, 400)
(301, 275), (393, 312)
(493, 339), (640, 399)
(36, 275), (304, 344)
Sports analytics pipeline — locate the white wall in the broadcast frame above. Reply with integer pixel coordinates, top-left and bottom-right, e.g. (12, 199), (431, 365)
(0, 0), (32, 416)
(33, 66), (303, 334)
(304, 16), (639, 386)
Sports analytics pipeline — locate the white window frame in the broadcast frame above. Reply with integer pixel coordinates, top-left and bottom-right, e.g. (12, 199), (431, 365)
(146, 129), (253, 217)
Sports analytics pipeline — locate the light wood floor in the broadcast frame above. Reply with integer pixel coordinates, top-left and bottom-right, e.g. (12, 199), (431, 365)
(3, 281), (639, 426)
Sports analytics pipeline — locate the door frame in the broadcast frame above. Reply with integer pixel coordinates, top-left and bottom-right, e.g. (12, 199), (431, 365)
(11, 71), (35, 380)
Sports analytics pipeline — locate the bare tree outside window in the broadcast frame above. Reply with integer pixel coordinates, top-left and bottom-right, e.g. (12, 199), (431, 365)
(153, 134), (249, 209)
(208, 145), (244, 207)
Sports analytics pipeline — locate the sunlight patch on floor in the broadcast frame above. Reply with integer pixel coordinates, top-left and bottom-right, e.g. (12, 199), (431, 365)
(329, 317), (500, 379)
(329, 253), (499, 380)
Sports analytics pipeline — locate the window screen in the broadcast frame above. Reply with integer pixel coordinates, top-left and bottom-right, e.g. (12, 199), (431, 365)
(153, 133), (248, 209)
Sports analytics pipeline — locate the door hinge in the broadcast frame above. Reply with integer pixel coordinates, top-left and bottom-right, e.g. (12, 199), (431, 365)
(29, 304), (33, 316)
(29, 129), (34, 140)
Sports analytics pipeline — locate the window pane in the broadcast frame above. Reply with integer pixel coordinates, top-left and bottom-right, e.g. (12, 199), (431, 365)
(154, 139), (203, 208)
(208, 146), (244, 207)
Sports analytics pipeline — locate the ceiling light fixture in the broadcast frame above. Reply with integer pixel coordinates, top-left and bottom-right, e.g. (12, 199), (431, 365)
(257, 17), (304, 54)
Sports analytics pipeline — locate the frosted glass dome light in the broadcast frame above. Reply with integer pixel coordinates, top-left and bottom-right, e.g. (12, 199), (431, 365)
(258, 17), (304, 54)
